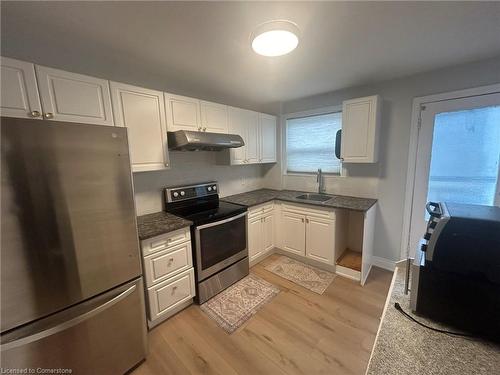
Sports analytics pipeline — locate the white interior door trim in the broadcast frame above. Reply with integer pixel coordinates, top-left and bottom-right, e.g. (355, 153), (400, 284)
(400, 83), (500, 260)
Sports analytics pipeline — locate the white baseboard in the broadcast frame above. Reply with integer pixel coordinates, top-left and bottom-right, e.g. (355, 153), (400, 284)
(371, 256), (395, 271)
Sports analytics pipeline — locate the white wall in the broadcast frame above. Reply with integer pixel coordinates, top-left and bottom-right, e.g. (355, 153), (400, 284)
(265, 56), (500, 262)
(133, 151), (266, 215)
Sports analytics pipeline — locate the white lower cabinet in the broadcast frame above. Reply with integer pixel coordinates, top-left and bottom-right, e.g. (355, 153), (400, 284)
(279, 204), (338, 266)
(248, 203), (275, 263)
(305, 216), (335, 265)
(281, 212), (306, 256)
(140, 227), (195, 328)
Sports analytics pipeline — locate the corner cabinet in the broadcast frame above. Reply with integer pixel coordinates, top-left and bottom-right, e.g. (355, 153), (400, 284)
(110, 82), (170, 172)
(35, 65), (114, 126)
(341, 95), (381, 163)
(0, 57), (42, 119)
(259, 113), (277, 163)
(219, 108), (277, 165)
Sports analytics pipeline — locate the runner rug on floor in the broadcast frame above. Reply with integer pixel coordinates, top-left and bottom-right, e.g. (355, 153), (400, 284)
(200, 274), (280, 334)
(264, 255), (336, 294)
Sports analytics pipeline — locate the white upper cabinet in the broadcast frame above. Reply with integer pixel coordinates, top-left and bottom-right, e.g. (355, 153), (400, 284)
(110, 82), (169, 172)
(341, 95), (381, 163)
(0, 57), (42, 119)
(165, 93), (201, 132)
(227, 107), (247, 164)
(259, 113), (277, 163)
(245, 110), (260, 163)
(35, 65), (114, 126)
(200, 100), (228, 133)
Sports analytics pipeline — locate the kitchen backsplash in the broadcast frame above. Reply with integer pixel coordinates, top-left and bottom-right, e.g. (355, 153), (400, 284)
(133, 151), (266, 215)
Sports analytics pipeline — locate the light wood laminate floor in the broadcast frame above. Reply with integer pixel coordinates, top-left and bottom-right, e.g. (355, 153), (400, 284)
(131, 255), (393, 375)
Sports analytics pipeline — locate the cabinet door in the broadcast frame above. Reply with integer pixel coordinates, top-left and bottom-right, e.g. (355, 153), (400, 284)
(0, 57), (42, 119)
(259, 113), (277, 163)
(305, 217), (335, 265)
(165, 93), (201, 132)
(262, 213), (275, 253)
(341, 95), (380, 163)
(281, 212), (306, 256)
(200, 101), (228, 133)
(228, 107), (247, 165)
(110, 82), (169, 172)
(248, 215), (263, 262)
(245, 111), (260, 163)
(35, 65), (113, 126)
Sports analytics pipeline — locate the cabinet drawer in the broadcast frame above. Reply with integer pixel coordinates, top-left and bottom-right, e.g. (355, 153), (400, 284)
(147, 268), (195, 321)
(282, 203), (335, 220)
(143, 242), (193, 287)
(141, 227), (191, 256)
(248, 202), (274, 218)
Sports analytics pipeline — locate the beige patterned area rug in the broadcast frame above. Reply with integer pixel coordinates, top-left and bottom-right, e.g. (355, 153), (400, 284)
(265, 255), (336, 294)
(200, 274), (279, 334)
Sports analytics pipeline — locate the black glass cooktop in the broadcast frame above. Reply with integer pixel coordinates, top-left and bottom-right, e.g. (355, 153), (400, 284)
(166, 198), (246, 226)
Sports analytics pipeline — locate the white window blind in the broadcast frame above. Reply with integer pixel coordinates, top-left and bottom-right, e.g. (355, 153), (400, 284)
(286, 112), (342, 174)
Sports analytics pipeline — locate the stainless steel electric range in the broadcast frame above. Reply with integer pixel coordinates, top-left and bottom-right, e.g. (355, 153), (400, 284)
(165, 181), (248, 303)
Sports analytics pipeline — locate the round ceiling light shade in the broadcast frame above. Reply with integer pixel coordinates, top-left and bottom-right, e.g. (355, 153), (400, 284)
(251, 20), (300, 57)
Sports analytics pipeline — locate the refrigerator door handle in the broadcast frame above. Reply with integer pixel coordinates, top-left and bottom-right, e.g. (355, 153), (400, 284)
(1, 284), (137, 351)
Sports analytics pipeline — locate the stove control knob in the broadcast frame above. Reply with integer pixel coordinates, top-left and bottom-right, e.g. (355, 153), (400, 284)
(207, 186), (212, 192)
(173, 192), (179, 198)
(180, 191), (185, 196)
(213, 185), (217, 191)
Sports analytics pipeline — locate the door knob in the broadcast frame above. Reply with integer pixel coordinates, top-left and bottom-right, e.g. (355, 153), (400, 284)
(29, 110), (41, 118)
(43, 112), (54, 119)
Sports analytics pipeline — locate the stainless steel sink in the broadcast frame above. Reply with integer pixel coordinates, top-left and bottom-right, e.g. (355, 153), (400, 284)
(295, 193), (332, 202)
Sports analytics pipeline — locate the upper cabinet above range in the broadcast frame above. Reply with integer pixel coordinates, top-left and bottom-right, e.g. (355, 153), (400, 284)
(164, 94), (229, 134)
(341, 95), (381, 163)
(0, 57), (42, 119)
(35, 65), (114, 126)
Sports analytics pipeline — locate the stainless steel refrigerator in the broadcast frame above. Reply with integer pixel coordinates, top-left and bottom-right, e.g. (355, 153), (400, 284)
(1, 117), (147, 373)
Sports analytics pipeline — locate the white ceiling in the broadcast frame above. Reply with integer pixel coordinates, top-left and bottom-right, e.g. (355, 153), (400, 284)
(2, 1), (500, 112)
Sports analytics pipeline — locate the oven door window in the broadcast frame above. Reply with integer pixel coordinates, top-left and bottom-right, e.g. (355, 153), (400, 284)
(198, 215), (246, 270)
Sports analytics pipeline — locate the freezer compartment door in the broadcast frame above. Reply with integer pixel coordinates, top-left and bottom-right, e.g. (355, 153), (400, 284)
(0, 278), (147, 374)
(1, 118), (142, 332)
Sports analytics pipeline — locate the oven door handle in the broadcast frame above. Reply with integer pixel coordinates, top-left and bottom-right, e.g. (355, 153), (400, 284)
(195, 211), (247, 230)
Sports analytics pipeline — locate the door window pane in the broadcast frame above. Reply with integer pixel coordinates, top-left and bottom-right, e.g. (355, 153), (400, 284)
(427, 106), (500, 206)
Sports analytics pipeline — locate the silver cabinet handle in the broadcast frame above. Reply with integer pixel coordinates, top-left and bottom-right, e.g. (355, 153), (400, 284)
(301, 218), (305, 223)
(203, 127), (207, 132)
(198, 127), (202, 131)
(30, 110), (41, 118)
(43, 112), (54, 119)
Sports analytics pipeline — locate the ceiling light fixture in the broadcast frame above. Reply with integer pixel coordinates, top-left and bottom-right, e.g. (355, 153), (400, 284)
(251, 20), (300, 57)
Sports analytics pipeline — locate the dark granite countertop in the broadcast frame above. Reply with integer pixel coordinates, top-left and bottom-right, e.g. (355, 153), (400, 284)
(221, 188), (377, 212)
(137, 211), (192, 241)
(367, 267), (500, 374)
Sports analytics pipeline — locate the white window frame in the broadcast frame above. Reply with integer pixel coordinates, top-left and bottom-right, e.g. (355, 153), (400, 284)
(282, 105), (346, 177)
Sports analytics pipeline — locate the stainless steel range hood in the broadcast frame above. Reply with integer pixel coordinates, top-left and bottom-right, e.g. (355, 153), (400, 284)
(167, 130), (244, 151)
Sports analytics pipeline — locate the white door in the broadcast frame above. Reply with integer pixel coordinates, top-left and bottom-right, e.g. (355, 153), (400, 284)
(248, 216), (263, 262)
(228, 107), (247, 165)
(245, 111), (260, 163)
(408, 92), (500, 257)
(110, 82), (169, 172)
(35, 65), (114, 125)
(259, 113), (277, 163)
(341, 95), (380, 163)
(281, 212), (306, 256)
(262, 213), (275, 253)
(165, 93), (201, 132)
(305, 217), (335, 265)
(0, 57), (42, 119)
(200, 101), (228, 133)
